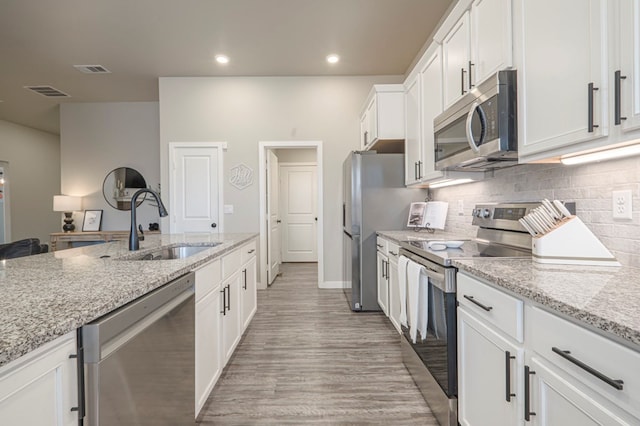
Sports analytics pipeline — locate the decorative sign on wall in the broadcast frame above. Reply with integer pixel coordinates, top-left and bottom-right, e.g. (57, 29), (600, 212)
(229, 163), (253, 190)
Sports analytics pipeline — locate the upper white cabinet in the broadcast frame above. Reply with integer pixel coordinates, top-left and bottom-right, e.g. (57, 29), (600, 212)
(405, 43), (445, 186)
(470, 0), (513, 86)
(515, 0), (609, 161)
(360, 85), (405, 151)
(440, 0), (513, 109)
(442, 12), (472, 109)
(616, 0), (640, 135)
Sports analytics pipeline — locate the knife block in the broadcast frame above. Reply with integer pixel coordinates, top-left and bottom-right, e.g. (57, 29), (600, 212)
(532, 216), (620, 266)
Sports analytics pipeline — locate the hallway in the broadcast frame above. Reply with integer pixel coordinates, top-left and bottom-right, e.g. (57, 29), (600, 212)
(197, 262), (437, 425)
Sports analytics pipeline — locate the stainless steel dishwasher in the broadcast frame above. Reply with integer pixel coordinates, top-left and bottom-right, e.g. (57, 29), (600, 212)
(82, 272), (195, 425)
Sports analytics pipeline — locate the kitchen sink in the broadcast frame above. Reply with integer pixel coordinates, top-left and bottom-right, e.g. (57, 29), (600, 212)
(122, 243), (222, 260)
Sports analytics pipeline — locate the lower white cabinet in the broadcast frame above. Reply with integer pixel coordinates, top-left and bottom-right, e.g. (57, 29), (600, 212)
(195, 259), (222, 415)
(221, 270), (242, 364)
(0, 332), (79, 426)
(241, 255), (257, 330)
(376, 250), (389, 315)
(458, 307), (522, 426)
(387, 243), (401, 333)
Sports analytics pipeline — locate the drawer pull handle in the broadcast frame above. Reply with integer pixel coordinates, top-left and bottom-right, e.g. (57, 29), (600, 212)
(463, 295), (493, 311)
(248, 249), (255, 254)
(505, 351), (516, 402)
(524, 365), (536, 421)
(376, 244), (383, 249)
(551, 347), (624, 390)
(389, 251), (398, 257)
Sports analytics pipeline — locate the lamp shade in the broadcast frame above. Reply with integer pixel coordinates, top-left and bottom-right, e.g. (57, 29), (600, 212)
(53, 195), (82, 212)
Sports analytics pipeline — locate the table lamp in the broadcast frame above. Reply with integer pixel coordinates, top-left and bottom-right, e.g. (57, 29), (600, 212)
(53, 195), (82, 232)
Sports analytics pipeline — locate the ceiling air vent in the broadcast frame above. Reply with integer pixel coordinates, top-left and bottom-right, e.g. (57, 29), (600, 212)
(24, 86), (70, 98)
(73, 65), (111, 74)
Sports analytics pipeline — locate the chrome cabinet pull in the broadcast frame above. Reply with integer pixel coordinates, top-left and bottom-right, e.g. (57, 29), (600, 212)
(524, 365), (536, 421)
(220, 287), (227, 315)
(463, 294), (493, 311)
(468, 61), (475, 89)
(243, 269), (247, 290)
(505, 351), (516, 402)
(461, 68), (467, 95)
(615, 71), (627, 125)
(226, 284), (231, 310)
(588, 82), (599, 132)
(248, 249), (255, 254)
(552, 347), (624, 390)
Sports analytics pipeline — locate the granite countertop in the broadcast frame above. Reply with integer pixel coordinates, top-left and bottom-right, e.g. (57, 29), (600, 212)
(453, 258), (640, 350)
(377, 230), (469, 245)
(0, 232), (257, 368)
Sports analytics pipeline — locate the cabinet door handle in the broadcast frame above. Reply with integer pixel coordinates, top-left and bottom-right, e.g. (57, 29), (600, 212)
(385, 260), (389, 280)
(417, 161), (422, 180)
(524, 365), (536, 421)
(551, 347), (624, 390)
(226, 284), (231, 310)
(615, 70), (628, 125)
(381, 258), (386, 279)
(588, 82), (599, 132)
(248, 249), (255, 254)
(376, 243), (383, 249)
(414, 162), (418, 181)
(468, 61), (475, 89)
(69, 334), (86, 418)
(505, 351), (516, 402)
(243, 269), (247, 290)
(463, 294), (493, 311)
(461, 68), (467, 95)
(364, 131), (368, 146)
(220, 287), (227, 315)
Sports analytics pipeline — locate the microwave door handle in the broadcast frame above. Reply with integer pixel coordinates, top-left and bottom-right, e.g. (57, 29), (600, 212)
(465, 101), (481, 153)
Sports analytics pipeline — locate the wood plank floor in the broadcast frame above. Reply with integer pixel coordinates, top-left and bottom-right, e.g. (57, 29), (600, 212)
(197, 262), (437, 425)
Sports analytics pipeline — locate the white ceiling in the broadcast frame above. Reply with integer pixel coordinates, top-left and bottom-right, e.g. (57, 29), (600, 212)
(0, 0), (454, 134)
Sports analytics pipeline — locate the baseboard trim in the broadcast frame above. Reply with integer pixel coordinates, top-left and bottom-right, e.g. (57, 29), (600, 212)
(319, 281), (345, 289)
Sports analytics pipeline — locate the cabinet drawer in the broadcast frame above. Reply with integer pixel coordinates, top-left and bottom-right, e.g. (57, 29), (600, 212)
(240, 239), (257, 265)
(222, 249), (241, 281)
(387, 242), (400, 264)
(528, 305), (640, 417)
(457, 272), (523, 342)
(195, 259), (221, 301)
(376, 237), (388, 255)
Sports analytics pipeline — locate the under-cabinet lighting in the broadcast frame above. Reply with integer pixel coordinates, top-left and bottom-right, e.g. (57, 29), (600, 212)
(560, 141), (640, 165)
(429, 178), (475, 189)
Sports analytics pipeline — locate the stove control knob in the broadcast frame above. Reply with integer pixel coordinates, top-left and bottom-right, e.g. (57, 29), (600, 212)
(472, 208), (478, 217)
(482, 208), (491, 218)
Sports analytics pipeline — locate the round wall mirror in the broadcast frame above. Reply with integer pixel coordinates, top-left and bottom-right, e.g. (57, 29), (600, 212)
(102, 167), (147, 210)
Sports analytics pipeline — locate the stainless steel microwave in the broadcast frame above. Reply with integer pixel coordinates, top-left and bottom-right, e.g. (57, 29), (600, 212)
(434, 70), (518, 171)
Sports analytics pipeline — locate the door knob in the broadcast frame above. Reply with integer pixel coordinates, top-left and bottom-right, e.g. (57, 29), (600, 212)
(315, 217), (317, 221)
(276, 220), (281, 223)
(211, 223), (217, 228)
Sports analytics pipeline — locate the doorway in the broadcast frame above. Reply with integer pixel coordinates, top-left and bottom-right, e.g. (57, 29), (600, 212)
(258, 141), (323, 289)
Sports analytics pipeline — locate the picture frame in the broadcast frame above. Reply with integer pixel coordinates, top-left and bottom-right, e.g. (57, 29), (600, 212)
(407, 202), (428, 228)
(82, 210), (103, 232)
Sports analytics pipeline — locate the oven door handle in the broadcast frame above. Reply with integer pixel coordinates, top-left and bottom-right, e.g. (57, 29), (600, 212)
(465, 101), (481, 152)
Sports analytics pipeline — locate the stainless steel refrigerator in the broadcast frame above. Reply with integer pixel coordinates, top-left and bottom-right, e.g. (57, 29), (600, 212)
(342, 151), (427, 311)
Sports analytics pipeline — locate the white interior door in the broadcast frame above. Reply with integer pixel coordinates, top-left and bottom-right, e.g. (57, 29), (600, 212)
(280, 164), (317, 262)
(267, 150), (281, 284)
(169, 144), (222, 233)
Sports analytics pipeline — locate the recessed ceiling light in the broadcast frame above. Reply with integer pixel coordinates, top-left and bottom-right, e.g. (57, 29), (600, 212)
(215, 55), (229, 64)
(326, 54), (340, 64)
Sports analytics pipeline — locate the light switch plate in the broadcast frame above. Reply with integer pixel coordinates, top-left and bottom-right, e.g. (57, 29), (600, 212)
(224, 204), (234, 214)
(612, 190), (632, 220)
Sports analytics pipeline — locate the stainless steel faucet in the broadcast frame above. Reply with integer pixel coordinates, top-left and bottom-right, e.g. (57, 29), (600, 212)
(129, 189), (168, 251)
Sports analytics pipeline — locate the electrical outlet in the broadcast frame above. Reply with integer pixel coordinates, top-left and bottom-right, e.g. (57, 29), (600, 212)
(457, 199), (464, 216)
(224, 204), (234, 214)
(612, 190), (633, 220)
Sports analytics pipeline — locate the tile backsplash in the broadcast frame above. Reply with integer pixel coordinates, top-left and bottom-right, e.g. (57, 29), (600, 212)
(431, 156), (640, 268)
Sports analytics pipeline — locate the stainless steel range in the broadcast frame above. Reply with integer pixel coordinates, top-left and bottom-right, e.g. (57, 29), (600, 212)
(397, 202), (573, 426)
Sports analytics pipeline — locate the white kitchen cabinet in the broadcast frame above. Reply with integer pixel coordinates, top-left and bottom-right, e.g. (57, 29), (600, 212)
(405, 74), (422, 185)
(195, 259), (222, 416)
(360, 85), (405, 150)
(387, 242), (402, 333)
(617, 0), (640, 135)
(376, 250), (389, 316)
(221, 270), (242, 364)
(0, 332), (79, 426)
(458, 308), (522, 426)
(525, 355), (636, 425)
(515, 0), (609, 162)
(241, 256), (257, 330)
(470, 0), (513, 87)
(442, 12), (471, 109)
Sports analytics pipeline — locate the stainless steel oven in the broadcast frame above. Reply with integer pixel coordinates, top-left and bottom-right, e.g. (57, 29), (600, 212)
(434, 70), (517, 171)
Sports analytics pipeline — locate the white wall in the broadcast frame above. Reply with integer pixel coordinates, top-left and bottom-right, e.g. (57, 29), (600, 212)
(0, 120), (59, 243)
(60, 102), (162, 231)
(432, 156), (640, 268)
(159, 76), (402, 284)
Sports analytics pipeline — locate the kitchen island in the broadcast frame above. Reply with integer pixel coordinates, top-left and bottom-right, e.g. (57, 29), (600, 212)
(0, 232), (257, 368)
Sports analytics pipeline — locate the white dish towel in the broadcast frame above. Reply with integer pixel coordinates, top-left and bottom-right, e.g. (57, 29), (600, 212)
(417, 270), (430, 342)
(407, 260), (426, 344)
(398, 255), (409, 327)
